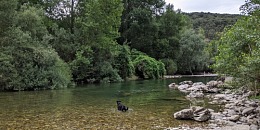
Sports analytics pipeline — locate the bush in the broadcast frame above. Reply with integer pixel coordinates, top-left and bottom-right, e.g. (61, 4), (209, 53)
(0, 45), (72, 91)
(132, 54), (165, 79)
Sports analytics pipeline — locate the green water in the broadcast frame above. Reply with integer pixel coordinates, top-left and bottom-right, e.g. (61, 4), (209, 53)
(0, 77), (216, 129)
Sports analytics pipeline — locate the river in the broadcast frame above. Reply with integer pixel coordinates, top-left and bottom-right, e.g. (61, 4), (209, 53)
(0, 77), (217, 129)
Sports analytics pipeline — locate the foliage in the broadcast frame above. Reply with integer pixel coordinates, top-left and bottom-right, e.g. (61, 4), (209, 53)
(70, 0), (124, 83)
(0, 36), (71, 91)
(50, 24), (77, 62)
(185, 12), (241, 41)
(70, 46), (93, 83)
(114, 45), (134, 80)
(1, 0), (242, 91)
(156, 4), (187, 60)
(0, 0), (17, 37)
(0, 2), (71, 91)
(16, 6), (48, 40)
(160, 58), (177, 75)
(213, 7), (260, 89)
(240, 0), (260, 16)
(133, 54), (165, 79)
(177, 29), (208, 74)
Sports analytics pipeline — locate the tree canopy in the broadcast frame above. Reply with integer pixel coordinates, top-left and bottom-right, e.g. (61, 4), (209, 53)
(0, 0), (250, 91)
(213, 0), (260, 89)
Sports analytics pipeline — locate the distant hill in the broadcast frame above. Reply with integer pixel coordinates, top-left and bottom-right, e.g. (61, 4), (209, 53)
(184, 12), (241, 41)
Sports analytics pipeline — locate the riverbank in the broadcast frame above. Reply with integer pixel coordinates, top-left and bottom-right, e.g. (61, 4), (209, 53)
(164, 74), (218, 79)
(167, 79), (260, 130)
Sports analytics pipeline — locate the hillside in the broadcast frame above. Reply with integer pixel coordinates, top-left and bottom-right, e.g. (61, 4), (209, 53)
(184, 12), (241, 41)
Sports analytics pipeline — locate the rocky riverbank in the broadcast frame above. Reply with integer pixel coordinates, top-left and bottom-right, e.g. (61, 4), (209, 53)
(167, 79), (260, 130)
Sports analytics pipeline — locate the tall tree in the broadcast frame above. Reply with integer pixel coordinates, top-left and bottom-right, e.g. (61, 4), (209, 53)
(177, 29), (207, 74)
(71, 0), (124, 83)
(118, 0), (165, 50)
(213, 0), (260, 89)
(0, 2), (72, 91)
(156, 4), (186, 60)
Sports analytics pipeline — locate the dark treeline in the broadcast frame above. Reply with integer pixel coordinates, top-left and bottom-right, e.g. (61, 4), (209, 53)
(185, 12), (241, 41)
(1, 0), (257, 91)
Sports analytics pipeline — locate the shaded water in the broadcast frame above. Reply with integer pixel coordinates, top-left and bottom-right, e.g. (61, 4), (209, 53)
(0, 77), (217, 129)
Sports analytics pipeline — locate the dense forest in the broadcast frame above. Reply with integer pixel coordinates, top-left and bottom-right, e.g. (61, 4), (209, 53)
(185, 12), (241, 41)
(0, 0), (259, 91)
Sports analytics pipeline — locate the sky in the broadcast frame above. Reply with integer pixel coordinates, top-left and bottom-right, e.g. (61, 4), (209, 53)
(165, 0), (245, 14)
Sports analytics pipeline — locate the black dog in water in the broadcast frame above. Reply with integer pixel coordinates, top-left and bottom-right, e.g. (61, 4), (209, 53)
(117, 101), (128, 112)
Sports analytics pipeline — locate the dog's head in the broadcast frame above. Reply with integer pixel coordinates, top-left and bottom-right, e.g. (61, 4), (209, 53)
(117, 101), (121, 105)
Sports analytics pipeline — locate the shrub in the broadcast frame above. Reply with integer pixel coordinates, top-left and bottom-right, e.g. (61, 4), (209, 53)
(132, 54), (165, 79)
(0, 45), (72, 91)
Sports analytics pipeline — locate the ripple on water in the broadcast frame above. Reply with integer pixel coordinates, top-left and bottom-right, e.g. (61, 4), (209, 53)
(0, 78), (216, 129)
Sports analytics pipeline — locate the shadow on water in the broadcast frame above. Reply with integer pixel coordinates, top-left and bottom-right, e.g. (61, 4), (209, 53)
(0, 77), (216, 129)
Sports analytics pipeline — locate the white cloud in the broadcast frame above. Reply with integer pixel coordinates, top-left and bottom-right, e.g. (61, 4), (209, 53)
(165, 0), (245, 14)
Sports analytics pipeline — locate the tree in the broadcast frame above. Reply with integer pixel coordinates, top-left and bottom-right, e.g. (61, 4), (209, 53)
(213, 0), (260, 89)
(156, 4), (187, 60)
(114, 45), (134, 80)
(0, 0), (17, 38)
(70, 0), (124, 83)
(118, 0), (165, 56)
(0, 2), (72, 91)
(177, 29), (208, 74)
(185, 12), (241, 41)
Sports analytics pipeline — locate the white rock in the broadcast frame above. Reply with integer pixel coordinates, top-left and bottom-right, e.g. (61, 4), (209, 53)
(178, 84), (190, 91)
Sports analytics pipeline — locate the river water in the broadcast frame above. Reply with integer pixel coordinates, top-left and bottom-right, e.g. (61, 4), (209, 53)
(0, 77), (217, 129)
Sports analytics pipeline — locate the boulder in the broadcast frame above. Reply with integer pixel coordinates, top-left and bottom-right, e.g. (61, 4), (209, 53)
(214, 94), (226, 100)
(207, 88), (220, 93)
(174, 106), (211, 122)
(193, 107), (211, 122)
(191, 106), (205, 113)
(187, 85), (208, 92)
(227, 115), (240, 122)
(242, 107), (255, 115)
(177, 84), (190, 92)
(192, 82), (205, 86)
(173, 109), (193, 120)
(186, 91), (204, 98)
(211, 112), (224, 120)
(226, 109), (237, 116)
(179, 81), (193, 85)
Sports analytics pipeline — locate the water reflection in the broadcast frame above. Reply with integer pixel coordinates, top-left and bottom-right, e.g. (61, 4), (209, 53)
(0, 77), (216, 129)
